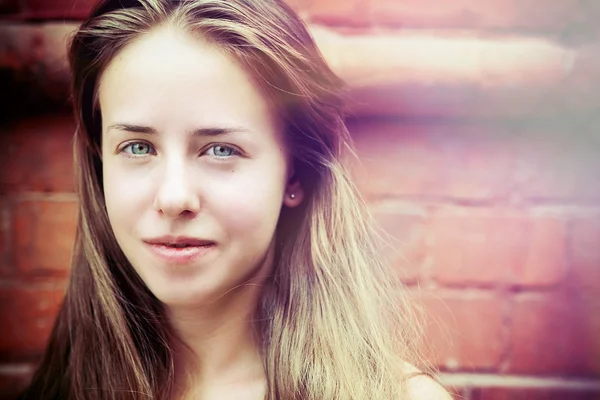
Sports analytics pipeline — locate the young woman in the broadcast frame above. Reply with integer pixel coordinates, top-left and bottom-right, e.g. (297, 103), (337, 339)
(20, 0), (452, 399)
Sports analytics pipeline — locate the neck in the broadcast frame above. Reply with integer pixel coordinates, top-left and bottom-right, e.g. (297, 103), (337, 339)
(169, 287), (264, 382)
(168, 244), (275, 395)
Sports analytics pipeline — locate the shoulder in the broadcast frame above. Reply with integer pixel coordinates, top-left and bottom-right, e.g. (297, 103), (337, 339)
(400, 362), (454, 400)
(404, 373), (453, 400)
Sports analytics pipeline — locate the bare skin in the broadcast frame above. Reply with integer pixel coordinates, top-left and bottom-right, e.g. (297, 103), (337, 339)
(99, 22), (452, 400)
(99, 25), (302, 399)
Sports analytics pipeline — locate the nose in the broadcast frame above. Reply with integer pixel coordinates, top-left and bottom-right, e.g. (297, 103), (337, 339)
(152, 160), (200, 219)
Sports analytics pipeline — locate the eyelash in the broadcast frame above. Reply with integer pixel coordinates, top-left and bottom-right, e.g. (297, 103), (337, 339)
(119, 141), (241, 160)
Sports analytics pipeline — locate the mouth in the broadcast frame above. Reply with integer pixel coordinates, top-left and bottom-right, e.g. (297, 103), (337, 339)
(156, 243), (212, 248)
(143, 241), (216, 264)
(147, 242), (216, 251)
(143, 236), (215, 247)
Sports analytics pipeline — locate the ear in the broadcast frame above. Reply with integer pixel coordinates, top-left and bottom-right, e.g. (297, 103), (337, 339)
(283, 167), (304, 208)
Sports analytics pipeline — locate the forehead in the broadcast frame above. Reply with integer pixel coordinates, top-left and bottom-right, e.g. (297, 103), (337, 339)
(97, 25), (279, 138)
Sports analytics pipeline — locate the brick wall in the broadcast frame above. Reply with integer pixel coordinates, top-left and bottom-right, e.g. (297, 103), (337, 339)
(1, 1), (599, 399)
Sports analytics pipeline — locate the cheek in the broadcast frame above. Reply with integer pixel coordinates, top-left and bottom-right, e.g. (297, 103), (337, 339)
(207, 162), (286, 236)
(103, 164), (148, 227)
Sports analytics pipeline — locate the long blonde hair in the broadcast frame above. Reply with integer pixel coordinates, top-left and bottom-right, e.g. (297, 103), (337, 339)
(22, 1), (427, 399)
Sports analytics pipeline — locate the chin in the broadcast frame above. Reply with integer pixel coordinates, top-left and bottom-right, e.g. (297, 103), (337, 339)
(154, 287), (212, 308)
(135, 271), (210, 305)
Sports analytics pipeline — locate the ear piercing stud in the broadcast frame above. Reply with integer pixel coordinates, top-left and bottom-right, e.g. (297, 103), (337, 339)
(290, 193), (296, 199)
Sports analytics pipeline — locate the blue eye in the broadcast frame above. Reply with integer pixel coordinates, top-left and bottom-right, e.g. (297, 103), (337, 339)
(207, 145), (239, 158)
(122, 142), (155, 156)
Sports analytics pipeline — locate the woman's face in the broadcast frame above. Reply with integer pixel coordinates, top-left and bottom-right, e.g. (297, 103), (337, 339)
(99, 26), (302, 306)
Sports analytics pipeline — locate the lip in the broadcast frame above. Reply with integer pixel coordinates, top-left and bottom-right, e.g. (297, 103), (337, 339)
(144, 242), (215, 264)
(144, 235), (214, 246)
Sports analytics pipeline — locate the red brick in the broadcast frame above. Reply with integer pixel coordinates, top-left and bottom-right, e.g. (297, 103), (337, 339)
(417, 291), (506, 370)
(367, 0), (580, 31)
(567, 43), (600, 113)
(509, 292), (600, 375)
(569, 217), (600, 292)
(350, 120), (600, 206)
(304, 0), (583, 31)
(348, 121), (516, 201)
(310, 29), (597, 119)
(371, 208), (427, 283)
(0, 0), (21, 14)
(13, 200), (77, 277)
(306, 0), (367, 26)
(19, 0), (312, 20)
(0, 115), (76, 194)
(516, 129), (600, 202)
(22, 0), (94, 19)
(4, 23), (597, 120)
(0, 287), (65, 359)
(429, 208), (566, 287)
(0, 368), (33, 400)
(283, 0), (310, 14)
(473, 387), (600, 400)
(520, 216), (568, 287)
(350, 123), (600, 205)
(0, 201), (8, 272)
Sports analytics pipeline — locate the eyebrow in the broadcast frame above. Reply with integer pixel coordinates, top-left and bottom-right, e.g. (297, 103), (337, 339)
(106, 123), (248, 137)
